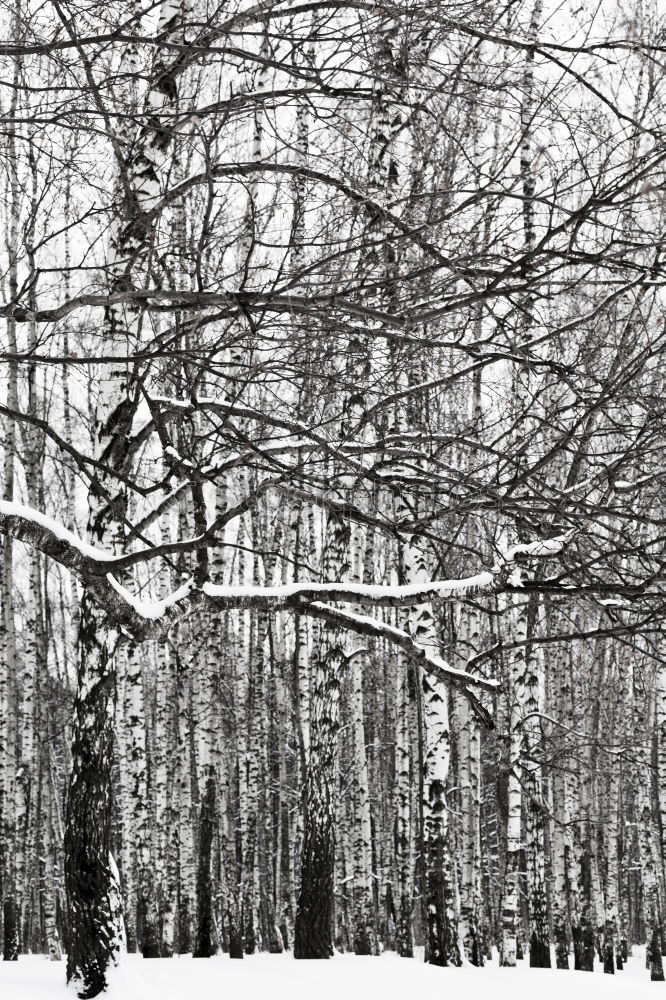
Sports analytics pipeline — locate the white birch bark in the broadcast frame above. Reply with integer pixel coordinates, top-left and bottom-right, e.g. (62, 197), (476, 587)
(456, 602), (484, 966)
(524, 603), (550, 967)
(549, 633), (572, 969)
(1, 18), (22, 956)
(349, 525), (376, 955)
(394, 627), (414, 957)
(501, 594), (526, 967)
(41, 763), (62, 961)
(294, 506), (347, 959)
(403, 535), (460, 967)
(635, 665), (665, 980)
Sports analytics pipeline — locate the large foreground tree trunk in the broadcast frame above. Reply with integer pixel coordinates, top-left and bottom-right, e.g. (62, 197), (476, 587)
(64, 597), (125, 998)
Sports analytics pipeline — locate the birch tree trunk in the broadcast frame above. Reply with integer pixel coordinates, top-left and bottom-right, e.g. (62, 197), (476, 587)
(63, 0), (189, 988)
(64, 602), (126, 998)
(194, 485), (228, 958)
(193, 749), (217, 959)
(572, 639), (604, 972)
(420, 658), (460, 966)
(549, 638), (572, 969)
(116, 658), (137, 953)
(457, 701), (483, 963)
(125, 642), (159, 956)
(1, 12), (21, 958)
(656, 662), (666, 913)
(394, 636), (414, 958)
(153, 511), (176, 955)
(234, 507), (258, 955)
(402, 538), (460, 967)
(501, 599), (526, 967)
(41, 753), (62, 961)
(635, 667), (665, 981)
(349, 525), (377, 956)
(174, 618), (195, 954)
(524, 606), (550, 968)
(600, 654), (623, 974)
(294, 511), (348, 959)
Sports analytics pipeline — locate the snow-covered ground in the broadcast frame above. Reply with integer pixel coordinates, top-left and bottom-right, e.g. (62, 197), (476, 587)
(0, 947), (660, 1000)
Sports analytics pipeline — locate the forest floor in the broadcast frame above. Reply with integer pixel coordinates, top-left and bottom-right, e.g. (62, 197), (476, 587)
(0, 946), (660, 999)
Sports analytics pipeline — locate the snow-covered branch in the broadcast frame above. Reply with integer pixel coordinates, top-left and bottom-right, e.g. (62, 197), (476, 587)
(0, 498), (626, 640)
(0, 497), (575, 712)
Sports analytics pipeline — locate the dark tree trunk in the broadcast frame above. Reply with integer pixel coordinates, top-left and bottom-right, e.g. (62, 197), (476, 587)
(3, 896), (19, 960)
(553, 912), (569, 969)
(602, 916), (617, 975)
(603, 939), (614, 974)
(572, 917), (595, 971)
(294, 622), (343, 960)
(395, 895), (413, 958)
(260, 883), (284, 954)
(572, 915), (595, 972)
(424, 800), (460, 967)
(242, 868), (257, 955)
(177, 896), (191, 955)
(573, 839), (596, 971)
(227, 902), (244, 959)
(527, 793), (551, 968)
(353, 923), (373, 956)
(139, 886), (160, 959)
(193, 773), (217, 958)
(528, 865), (551, 966)
(466, 921), (484, 968)
(530, 928), (551, 968)
(64, 597), (123, 998)
(649, 923), (665, 981)
(294, 773), (335, 958)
